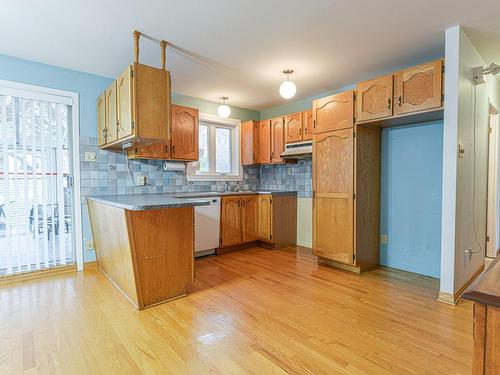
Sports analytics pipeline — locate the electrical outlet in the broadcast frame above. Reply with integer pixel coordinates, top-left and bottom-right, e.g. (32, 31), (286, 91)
(380, 234), (388, 245)
(85, 240), (94, 251)
(84, 151), (97, 162)
(287, 168), (293, 174)
(137, 175), (147, 186)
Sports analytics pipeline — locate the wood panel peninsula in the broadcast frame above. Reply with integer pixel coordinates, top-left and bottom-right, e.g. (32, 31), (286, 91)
(86, 194), (209, 310)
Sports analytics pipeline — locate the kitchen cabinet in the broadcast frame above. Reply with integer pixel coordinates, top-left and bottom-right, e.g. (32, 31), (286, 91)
(97, 92), (107, 146)
(220, 196), (242, 247)
(98, 32), (171, 150)
(356, 75), (394, 123)
(127, 104), (199, 161)
(241, 120), (258, 165)
(105, 81), (118, 143)
(256, 120), (271, 164)
(170, 105), (199, 160)
(258, 195), (273, 243)
(394, 60), (443, 115)
(241, 195), (259, 242)
(312, 91), (381, 272)
(302, 110), (313, 141)
(284, 112), (303, 143)
(218, 194), (297, 252)
(313, 91), (355, 134)
(271, 117), (284, 163)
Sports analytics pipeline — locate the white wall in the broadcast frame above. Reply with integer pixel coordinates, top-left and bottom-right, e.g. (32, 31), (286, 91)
(440, 26), (500, 295)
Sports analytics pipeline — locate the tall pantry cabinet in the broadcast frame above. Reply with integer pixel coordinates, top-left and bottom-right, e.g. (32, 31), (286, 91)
(312, 90), (381, 272)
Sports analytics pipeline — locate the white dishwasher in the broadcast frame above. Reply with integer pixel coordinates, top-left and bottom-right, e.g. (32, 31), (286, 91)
(192, 197), (220, 257)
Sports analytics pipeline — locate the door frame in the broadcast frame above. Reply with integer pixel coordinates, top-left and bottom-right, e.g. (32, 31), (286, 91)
(486, 102), (499, 258)
(0, 79), (83, 271)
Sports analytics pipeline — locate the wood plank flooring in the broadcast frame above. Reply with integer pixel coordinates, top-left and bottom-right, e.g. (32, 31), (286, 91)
(0, 247), (472, 374)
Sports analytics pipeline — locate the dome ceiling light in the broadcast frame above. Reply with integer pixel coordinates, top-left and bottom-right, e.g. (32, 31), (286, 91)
(217, 96), (231, 118)
(279, 69), (297, 99)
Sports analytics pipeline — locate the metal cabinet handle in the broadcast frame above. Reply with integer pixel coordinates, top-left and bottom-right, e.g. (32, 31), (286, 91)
(388, 98), (392, 109)
(172, 145), (176, 153)
(165, 144), (169, 154)
(398, 96), (402, 106)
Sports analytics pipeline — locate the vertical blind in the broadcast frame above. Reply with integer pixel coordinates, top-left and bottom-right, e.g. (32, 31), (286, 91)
(0, 93), (73, 276)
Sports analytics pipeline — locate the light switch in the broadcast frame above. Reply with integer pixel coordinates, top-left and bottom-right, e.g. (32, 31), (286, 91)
(137, 176), (147, 186)
(380, 234), (388, 245)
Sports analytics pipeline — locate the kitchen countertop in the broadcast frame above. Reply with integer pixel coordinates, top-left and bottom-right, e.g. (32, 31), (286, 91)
(86, 191), (297, 211)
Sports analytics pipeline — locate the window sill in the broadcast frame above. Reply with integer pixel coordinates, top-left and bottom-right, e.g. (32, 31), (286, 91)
(186, 173), (243, 182)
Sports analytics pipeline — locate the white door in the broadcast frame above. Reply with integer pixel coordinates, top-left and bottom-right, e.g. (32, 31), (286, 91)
(0, 85), (77, 276)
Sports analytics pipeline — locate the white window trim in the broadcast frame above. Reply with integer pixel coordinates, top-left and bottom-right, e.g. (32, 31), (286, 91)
(0, 79), (83, 271)
(187, 112), (243, 182)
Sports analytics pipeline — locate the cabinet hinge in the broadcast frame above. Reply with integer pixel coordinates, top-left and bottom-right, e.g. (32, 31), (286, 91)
(489, 127), (493, 134)
(130, 68), (134, 78)
(353, 254), (356, 262)
(441, 93), (444, 102)
(131, 121), (135, 130)
(441, 64), (445, 74)
(353, 131), (356, 138)
(486, 236), (490, 242)
(313, 191), (316, 198)
(270, 234), (273, 240)
(270, 197), (273, 204)
(313, 120), (316, 128)
(353, 116), (356, 123)
(353, 92), (356, 101)
(353, 193), (356, 199)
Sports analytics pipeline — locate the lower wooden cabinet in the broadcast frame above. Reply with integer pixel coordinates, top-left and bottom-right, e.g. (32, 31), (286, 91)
(312, 124), (381, 272)
(219, 194), (297, 251)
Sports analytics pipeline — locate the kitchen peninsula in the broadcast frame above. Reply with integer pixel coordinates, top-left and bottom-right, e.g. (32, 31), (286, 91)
(87, 194), (210, 310)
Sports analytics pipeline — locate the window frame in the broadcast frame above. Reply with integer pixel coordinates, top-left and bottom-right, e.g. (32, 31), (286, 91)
(186, 113), (242, 181)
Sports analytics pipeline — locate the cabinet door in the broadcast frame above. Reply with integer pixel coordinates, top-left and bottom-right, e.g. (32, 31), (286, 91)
(220, 197), (241, 247)
(271, 117), (284, 163)
(313, 91), (355, 134)
(357, 75), (393, 122)
(257, 120), (271, 164)
(241, 120), (255, 165)
(313, 129), (354, 264)
(241, 195), (259, 243)
(258, 195), (273, 243)
(97, 92), (107, 146)
(127, 142), (169, 160)
(302, 110), (313, 141)
(117, 65), (134, 139)
(105, 81), (118, 143)
(394, 60), (443, 115)
(284, 112), (303, 143)
(171, 105), (199, 161)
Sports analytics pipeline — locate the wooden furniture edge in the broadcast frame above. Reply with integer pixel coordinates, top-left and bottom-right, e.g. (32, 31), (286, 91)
(438, 264), (485, 305)
(464, 256), (500, 307)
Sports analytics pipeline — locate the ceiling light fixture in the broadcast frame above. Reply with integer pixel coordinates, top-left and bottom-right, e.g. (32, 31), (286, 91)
(217, 96), (231, 118)
(279, 69), (297, 99)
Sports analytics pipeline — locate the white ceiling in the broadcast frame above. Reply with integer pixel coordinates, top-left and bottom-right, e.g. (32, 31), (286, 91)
(1, 0), (500, 111)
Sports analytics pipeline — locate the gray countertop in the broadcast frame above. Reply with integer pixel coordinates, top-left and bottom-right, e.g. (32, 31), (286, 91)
(86, 191), (297, 211)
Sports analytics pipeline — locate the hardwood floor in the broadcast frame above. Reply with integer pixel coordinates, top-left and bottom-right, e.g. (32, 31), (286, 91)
(0, 247), (472, 374)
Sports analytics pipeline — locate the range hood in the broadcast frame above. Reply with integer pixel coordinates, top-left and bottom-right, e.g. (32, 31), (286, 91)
(280, 141), (312, 159)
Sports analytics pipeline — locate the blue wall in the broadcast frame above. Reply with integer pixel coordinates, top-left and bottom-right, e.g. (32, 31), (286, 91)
(379, 122), (443, 278)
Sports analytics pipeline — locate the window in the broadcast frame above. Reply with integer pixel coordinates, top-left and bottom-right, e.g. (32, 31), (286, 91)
(187, 113), (242, 181)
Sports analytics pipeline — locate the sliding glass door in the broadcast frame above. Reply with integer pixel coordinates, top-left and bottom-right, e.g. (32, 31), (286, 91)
(0, 89), (75, 276)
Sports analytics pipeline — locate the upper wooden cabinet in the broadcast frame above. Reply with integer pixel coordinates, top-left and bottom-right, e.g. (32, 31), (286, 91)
(105, 81), (118, 143)
(357, 75), (393, 123)
(98, 32), (171, 150)
(241, 120), (258, 166)
(394, 60), (443, 116)
(170, 105), (199, 160)
(313, 91), (355, 134)
(284, 112), (303, 143)
(256, 120), (271, 164)
(303, 110), (313, 141)
(127, 104), (199, 161)
(97, 92), (107, 146)
(271, 117), (284, 163)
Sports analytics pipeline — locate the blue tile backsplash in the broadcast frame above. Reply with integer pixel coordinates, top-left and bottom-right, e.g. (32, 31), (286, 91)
(80, 137), (312, 199)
